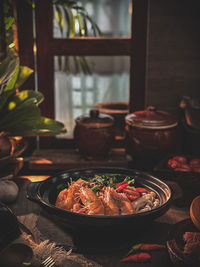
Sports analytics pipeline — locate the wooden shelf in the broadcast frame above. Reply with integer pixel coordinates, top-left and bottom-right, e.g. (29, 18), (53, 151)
(29, 148), (129, 171)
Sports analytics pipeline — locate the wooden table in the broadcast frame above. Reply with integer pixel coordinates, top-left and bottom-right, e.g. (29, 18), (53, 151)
(7, 172), (193, 267)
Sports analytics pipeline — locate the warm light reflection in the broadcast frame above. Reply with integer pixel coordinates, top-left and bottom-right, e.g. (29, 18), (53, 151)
(33, 41), (37, 56)
(38, 129), (50, 133)
(22, 175), (50, 182)
(34, 158), (53, 164)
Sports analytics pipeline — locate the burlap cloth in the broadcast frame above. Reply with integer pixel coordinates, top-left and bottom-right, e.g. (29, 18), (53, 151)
(15, 213), (102, 267)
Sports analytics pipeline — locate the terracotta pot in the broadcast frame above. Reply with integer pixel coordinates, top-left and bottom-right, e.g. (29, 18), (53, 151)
(94, 101), (129, 138)
(0, 132), (12, 158)
(74, 109), (115, 159)
(125, 106), (179, 160)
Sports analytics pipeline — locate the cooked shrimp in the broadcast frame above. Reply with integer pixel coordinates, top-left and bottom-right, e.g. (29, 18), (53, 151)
(79, 186), (105, 215)
(55, 188), (68, 208)
(72, 202), (84, 213)
(103, 187), (120, 215)
(56, 178), (87, 211)
(109, 188), (135, 215)
(103, 187), (134, 215)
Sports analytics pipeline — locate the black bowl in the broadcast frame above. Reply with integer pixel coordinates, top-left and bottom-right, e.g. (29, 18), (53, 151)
(26, 167), (172, 233)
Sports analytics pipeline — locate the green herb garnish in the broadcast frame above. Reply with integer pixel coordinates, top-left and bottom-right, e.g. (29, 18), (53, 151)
(91, 184), (100, 192)
(124, 176), (135, 186)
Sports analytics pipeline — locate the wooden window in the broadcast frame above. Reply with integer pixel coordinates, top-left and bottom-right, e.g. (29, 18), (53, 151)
(16, 0), (149, 147)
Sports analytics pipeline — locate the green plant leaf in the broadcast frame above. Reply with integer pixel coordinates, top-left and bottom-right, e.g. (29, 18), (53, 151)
(82, 16), (88, 36)
(0, 54), (19, 93)
(4, 16), (15, 31)
(63, 7), (71, 37)
(65, 56), (71, 73)
(55, 5), (64, 35)
(0, 52), (66, 136)
(77, 12), (83, 36)
(0, 98), (41, 128)
(79, 56), (92, 75)
(31, 116), (66, 136)
(0, 116), (66, 136)
(2, 90), (44, 115)
(14, 66), (33, 89)
(73, 56), (80, 74)
(82, 13), (103, 37)
(0, 90), (15, 113)
(69, 8), (75, 37)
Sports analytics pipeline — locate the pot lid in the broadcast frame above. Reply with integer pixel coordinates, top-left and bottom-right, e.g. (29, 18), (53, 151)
(125, 106), (178, 129)
(94, 101), (129, 114)
(75, 109), (114, 128)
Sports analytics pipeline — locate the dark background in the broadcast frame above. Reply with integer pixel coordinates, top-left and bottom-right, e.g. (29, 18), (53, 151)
(146, 0), (200, 113)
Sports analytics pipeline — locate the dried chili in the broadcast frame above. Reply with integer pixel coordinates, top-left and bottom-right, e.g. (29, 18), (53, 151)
(135, 187), (149, 194)
(115, 182), (128, 192)
(115, 181), (127, 187)
(126, 243), (165, 256)
(121, 252), (151, 263)
(140, 243), (165, 251)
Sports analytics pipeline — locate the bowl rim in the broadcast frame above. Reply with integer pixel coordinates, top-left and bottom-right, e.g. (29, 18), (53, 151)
(35, 167), (172, 219)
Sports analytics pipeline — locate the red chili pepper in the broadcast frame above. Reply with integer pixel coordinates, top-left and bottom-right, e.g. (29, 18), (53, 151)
(140, 243), (165, 251)
(127, 195), (140, 201)
(135, 187), (149, 194)
(116, 182), (128, 192)
(122, 188), (138, 195)
(172, 156), (187, 164)
(189, 158), (200, 166)
(168, 159), (180, 169)
(121, 252), (151, 263)
(122, 188), (140, 200)
(115, 181), (127, 187)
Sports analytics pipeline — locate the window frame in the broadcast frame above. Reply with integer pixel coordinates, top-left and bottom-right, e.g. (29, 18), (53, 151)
(16, 0), (150, 148)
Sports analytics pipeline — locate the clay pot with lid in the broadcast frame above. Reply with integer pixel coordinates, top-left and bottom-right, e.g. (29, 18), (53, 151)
(125, 106), (179, 160)
(74, 109), (115, 159)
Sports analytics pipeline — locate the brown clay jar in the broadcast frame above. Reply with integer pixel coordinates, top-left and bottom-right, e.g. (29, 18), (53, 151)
(74, 109), (115, 159)
(125, 106), (179, 160)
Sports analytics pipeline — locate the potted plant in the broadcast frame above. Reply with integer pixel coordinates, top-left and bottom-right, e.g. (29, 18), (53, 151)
(0, 52), (66, 137)
(0, 52), (66, 203)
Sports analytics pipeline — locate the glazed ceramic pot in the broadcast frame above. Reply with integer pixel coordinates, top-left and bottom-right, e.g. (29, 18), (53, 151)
(74, 109), (115, 159)
(125, 106), (179, 160)
(26, 167), (172, 233)
(94, 101), (129, 138)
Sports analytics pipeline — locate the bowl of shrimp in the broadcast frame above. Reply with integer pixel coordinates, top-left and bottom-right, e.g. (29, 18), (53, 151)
(26, 167), (172, 233)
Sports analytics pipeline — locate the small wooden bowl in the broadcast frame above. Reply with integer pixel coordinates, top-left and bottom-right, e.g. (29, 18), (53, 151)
(190, 195), (200, 230)
(166, 219), (199, 266)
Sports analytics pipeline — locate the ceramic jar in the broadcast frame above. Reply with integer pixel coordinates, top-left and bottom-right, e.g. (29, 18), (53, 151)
(74, 109), (115, 159)
(125, 106), (179, 160)
(94, 101), (129, 138)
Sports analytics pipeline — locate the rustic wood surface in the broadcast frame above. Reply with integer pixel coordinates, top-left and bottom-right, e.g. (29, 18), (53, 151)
(6, 174), (193, 267)
(28, 148), (129, 170)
